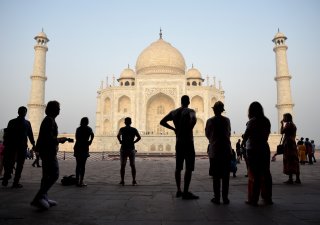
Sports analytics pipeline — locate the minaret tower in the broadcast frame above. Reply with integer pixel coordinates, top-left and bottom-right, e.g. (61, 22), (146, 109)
(272, 30), (294, 132)
(28, 30), (49, 135)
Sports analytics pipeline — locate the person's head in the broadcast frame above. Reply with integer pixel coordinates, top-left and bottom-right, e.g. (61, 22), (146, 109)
(283, 113), (293, 122)
(212, 101), (225, 115)
(124, 117), (132, 126)
(238, 139), (241, 142)
(181, 95), (190, 107)
(45, 100), (60, 118)
(306, 138), (309, 142)
(80, 117), (89, 126)
(300, 137), (304, 141)
(18, 106), (27, 117)
(248, 101), (264, 119)
(311, 140), (314, 144)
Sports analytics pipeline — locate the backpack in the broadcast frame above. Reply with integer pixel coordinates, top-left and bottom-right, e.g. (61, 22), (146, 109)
(61, 175), (77, 186)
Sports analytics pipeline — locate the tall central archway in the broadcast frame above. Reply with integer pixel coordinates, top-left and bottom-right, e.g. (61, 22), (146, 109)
(146, 93), (175, 134)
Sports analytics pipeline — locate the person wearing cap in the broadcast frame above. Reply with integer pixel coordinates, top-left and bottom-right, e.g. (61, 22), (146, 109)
(160, 95), (198, 200)
(205, 101), (232, 204)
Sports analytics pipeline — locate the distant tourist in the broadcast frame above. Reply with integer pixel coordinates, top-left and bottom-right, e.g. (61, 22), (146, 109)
(304, 138), (313, 165)
(2, 106), (35, 188)
(281, 113), (301, 184)
(205, 101), (232, 204)
(297, 140), (306, 165)
(117, 117), (141, 186)
(236, 139), (242, 162)
(31, 101), (70, 210)
(74, 117), (94, 187)
(242, 102), (273, 206)
(310, 140), (316, 163)
(160, 95), (199, 200)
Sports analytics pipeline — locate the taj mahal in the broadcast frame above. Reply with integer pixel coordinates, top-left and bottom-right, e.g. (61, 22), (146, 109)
(27, 29), (293, 154)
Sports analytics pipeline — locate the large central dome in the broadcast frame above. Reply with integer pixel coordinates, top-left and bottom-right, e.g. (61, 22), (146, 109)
(135, 38), (186, 75)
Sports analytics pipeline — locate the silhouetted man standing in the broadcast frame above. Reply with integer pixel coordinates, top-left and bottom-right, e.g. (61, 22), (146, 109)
(2, 106), (35, 188)
(117, 117), (141, 186)
(160, 95), (198, 200)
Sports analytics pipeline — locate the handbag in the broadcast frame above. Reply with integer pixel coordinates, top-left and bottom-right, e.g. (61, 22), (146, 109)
(276, 135), (284, 155)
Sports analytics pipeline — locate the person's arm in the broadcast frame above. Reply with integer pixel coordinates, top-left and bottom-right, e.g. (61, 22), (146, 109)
(134, 129), (141, 144)
(160, 113), (175, 132)
(88, 128), (94, 145)
(117, 129), (122, 144)
(27, 121), (36, 147)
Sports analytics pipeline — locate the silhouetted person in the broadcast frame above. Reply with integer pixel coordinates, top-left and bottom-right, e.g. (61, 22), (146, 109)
(2, 106), (35, 188)
(305, 138), (313, 165)
(236, 139), (242, 161)
(281, 113), (301, 184)
(205, 101), (232, 204)
(160, 95), (198, 200)
(310, 140), (316, 163)
(242, 102), (273, 206)
(117, 117), (141, 186)
(32, 151), (41, 167)
(31, 101), (69, 210)
(74, 117), (94, 187)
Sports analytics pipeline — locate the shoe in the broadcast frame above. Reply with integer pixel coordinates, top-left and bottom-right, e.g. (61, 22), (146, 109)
(2, 179), (8, 187)
(245, 174), (248, 177)
(77, 183), (87, 187)
(32, 164), (35, 167)
(295, 179), (301, 184)
(132, 180), (137, 186)
(31, 198), (49, 210)
(37, 165), (42, 168)
(176, 190), (182, 198)
(284, 180), (294, 184)
(223, 198), (230, 204)
(245, 200), (258, 206)
(119, 181), (124, 186)
(47, 199), (58, 207)
(182, 192), (199, 200)
(211, 197), (220, 205)
(12, 183), (23, 188)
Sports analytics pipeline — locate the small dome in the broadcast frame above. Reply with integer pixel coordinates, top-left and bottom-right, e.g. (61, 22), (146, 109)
(272, 31), (287, 42)
(135, 38), (186, 75)
(34, 30), (49, 41)
(120, 67), (135, 79)
(186, 67), (202, 79)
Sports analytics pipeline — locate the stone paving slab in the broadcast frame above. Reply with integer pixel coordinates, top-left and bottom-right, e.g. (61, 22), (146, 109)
(0, 154), (319, 225)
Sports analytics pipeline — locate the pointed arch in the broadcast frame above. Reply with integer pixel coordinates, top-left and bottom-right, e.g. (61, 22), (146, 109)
(103, 119), (111, 135)
(118, 95), (131, 113)
(194, 118), (204, 135)
(146, 93), (175, 134)
(191, 95), (204, 113)
(104, 97), (111, 114)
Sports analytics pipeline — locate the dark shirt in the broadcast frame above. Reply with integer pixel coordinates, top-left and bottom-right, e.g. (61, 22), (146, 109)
(6, 116), (35, 149)
(36, 116), (58, 157)
(74, 126), (94, 156)
(118, 126), (140, 151)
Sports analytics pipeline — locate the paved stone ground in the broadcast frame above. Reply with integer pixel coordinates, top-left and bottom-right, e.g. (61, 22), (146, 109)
(0, 153), (319, 225)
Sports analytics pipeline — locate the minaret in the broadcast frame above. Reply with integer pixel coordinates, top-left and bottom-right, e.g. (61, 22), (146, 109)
(28, 30), (49, 135)
(272, 30), (294, 132)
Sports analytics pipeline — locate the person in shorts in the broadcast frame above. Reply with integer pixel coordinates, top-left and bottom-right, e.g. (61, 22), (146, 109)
(117, 117), (141, 186)
(160, 95), (199, 200)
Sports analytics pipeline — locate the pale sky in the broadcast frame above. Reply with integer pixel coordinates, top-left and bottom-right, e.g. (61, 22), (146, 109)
(0, 0), (319, 142)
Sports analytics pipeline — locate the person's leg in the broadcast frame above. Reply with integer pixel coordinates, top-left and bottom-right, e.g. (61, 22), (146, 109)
(175, 151), (183, 195)
(79, 157), (87, 186)
(32, 156), (59, 208)
(75, 156), (80, 183)
(2, 149), (15, 186)
(261, 170), (273, 204)
(183, 169), (192, 194)
(222, 170), (230, 203)
(212, 178), (221, 204)
(119, 151), (127, 185)
(129, 151), (136, 185)
(13, 150), (26, 187)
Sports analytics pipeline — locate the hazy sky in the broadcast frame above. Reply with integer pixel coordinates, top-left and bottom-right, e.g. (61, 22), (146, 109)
(1, 0), (319, 141)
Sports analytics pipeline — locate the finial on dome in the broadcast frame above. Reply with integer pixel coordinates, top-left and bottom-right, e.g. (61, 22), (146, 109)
(128, 64), (130, 69)
(192, 63), (194, 68)
(159, 28), (162, 39)
(278, 28), (280, 32)
(42, 28), (44, 32)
